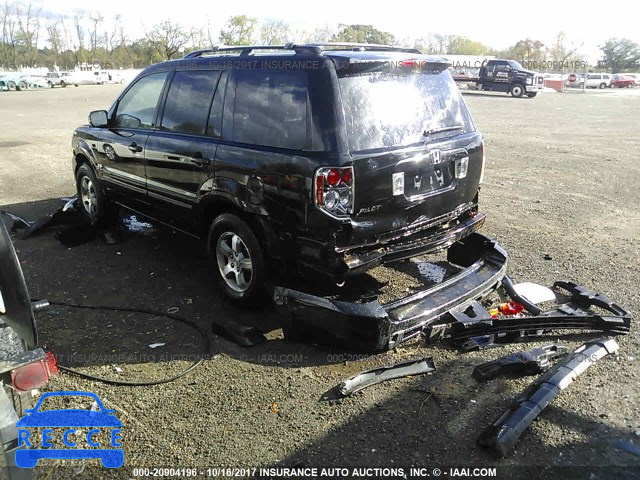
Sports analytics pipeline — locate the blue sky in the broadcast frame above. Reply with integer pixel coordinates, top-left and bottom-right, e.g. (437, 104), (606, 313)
(32, 0), (639, 62)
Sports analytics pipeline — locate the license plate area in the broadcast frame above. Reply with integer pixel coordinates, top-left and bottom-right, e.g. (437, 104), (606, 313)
(399, 149), (467, 201)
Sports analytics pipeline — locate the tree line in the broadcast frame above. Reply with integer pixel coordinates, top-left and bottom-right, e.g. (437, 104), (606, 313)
(1, 2), (638, 73)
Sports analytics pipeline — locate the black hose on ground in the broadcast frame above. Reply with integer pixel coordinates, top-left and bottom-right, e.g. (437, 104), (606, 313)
(40, 300), (212, 387)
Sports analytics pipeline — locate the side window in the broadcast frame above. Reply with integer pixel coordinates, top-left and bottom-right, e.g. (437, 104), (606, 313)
(232, 69), (307, 150)
(161, 70), (221, 135)
(115, 72), (168, 129)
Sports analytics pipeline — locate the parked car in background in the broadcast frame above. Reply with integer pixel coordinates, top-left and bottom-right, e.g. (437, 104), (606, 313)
(623, 73), (640, 85)
(582, 73), (611, 89)
(61, 71), (103, 86)
(46, 72), (63, 87)
(93, 71), (110, 84)
(611, 74), (636, 88)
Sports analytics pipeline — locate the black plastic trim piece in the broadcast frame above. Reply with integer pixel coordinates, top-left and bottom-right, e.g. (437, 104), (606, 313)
(477, 338), (619, 457)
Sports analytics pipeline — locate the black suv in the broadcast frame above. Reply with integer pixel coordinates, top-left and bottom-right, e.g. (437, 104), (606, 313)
(72, 43), (486, 304)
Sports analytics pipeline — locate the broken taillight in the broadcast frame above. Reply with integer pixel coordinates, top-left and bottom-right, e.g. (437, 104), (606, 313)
(314, 166), (354, 219)
(11, 351), (58, 392)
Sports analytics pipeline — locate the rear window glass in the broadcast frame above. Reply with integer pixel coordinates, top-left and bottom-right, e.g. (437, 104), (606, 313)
(232, 70), (307, 150)
(338, 71), (472, 151)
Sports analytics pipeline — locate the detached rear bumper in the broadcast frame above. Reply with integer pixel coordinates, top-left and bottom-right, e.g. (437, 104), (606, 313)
(273, 233), (508, 352)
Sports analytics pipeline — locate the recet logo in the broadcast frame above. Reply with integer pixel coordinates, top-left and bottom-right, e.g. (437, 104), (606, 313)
(15, 391), (124, 468)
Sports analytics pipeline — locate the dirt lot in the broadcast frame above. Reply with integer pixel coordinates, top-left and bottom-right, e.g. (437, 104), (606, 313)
(1, 85), (639, 479)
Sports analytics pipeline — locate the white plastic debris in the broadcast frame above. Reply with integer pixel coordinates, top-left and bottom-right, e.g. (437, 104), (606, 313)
(149, 343), (166, 349)
(512, 282), (557, 304)
(114, 366), (123, 373)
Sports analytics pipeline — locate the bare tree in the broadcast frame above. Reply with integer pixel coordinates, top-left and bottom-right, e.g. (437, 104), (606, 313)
(15, 1), (41, 66)
(1, 2), (19, 68)
(89, 12), (103, 57)
(219, 15), (257, 45)
(72, 11), (86, 64)
(260, 19), (291, 45)
(148, 20), (192, 60)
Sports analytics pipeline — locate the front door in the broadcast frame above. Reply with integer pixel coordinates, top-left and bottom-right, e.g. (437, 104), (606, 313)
(96, 71), (169, 204)
(145, 69), (226, 230)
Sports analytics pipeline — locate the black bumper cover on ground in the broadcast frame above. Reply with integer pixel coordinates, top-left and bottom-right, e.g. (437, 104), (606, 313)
(273, 233), (508, 352)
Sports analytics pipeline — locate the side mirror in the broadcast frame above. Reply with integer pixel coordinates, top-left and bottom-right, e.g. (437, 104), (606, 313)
(89, 110), (108, 127)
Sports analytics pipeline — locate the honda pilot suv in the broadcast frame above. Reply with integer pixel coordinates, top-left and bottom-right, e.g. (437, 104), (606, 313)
(71, 43), (486, 304)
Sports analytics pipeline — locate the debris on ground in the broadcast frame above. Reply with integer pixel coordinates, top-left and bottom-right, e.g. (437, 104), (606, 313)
(339, 357), (436, 397)
(211, 322), (266, 347)
(613, 439), (640, 457)
(477, 338), (619, 457)
(472, 344), (569, 382)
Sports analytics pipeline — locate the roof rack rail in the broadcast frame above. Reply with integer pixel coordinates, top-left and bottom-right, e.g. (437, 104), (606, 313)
(302, 42), (423, 54)
(184, 44), (320, 58)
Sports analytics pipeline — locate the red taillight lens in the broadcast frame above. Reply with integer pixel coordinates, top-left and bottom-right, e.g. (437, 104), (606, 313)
(315, 175), (324, 205)
(327, 168), (341, 186)
(11, 351), (58, 392)
(314, 167), (354, 218)
(498, 302), (525, 315)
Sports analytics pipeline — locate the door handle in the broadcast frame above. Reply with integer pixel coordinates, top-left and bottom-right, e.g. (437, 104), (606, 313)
(190, 152), (210, 167)
(128, 142), (143, 153)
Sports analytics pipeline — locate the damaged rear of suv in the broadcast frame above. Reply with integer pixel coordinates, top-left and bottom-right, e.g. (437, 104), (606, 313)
(73, 43), (484, 311)
(308, 50), (485, 278)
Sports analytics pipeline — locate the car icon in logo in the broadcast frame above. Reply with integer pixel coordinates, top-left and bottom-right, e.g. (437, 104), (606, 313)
(15, 391), (123, 468)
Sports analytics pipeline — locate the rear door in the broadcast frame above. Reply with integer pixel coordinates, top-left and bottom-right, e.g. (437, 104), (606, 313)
(144, 69), (225, 229)
(96, 71), (169, 203)
(337, 67), (483, 234)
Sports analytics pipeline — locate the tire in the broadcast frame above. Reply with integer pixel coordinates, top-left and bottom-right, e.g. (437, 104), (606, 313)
(526, 92), (538, 98)
(510, 83), (525, 97)
(7, 81), (16, 91)
(75, 164), (116, 225)
(207, 214), (266, 304)
(47, 81), (53, 88)
(599, 83), (606, 89)
(60, 80), (66, 87)
(17, 81), (27, 91)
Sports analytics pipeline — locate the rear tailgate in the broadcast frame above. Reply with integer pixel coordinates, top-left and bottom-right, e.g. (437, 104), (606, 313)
(335, 58), (484, 237)
(351, 136), (483, 232)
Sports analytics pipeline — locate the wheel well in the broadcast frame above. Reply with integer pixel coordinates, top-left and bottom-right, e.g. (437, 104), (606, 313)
(74, 153), (89, 175)
(200, 199), (281, 263)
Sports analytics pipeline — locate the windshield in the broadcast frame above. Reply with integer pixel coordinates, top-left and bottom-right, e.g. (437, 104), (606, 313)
(508, 60), (524, 70)
(338, 70), (472, 152)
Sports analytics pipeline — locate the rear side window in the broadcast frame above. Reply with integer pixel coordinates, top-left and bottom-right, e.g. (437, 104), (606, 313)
(339, 70), (472, 151)
(161, 70), (221, 135)
(115, 72), (168, 129)
(232, 70), (307, 150)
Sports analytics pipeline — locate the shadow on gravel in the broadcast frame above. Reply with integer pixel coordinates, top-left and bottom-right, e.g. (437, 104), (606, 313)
(460, 92), (522, 99)
(3, 198), (633, 378)
(269, 358), (640, 478)
(0, 198), (406, 375)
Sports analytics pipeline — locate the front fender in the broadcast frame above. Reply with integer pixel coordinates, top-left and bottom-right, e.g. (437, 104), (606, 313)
(73, 137), (100, 175)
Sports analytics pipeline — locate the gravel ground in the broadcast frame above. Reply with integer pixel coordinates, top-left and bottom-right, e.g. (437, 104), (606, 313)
(0, 85), (639, 479)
